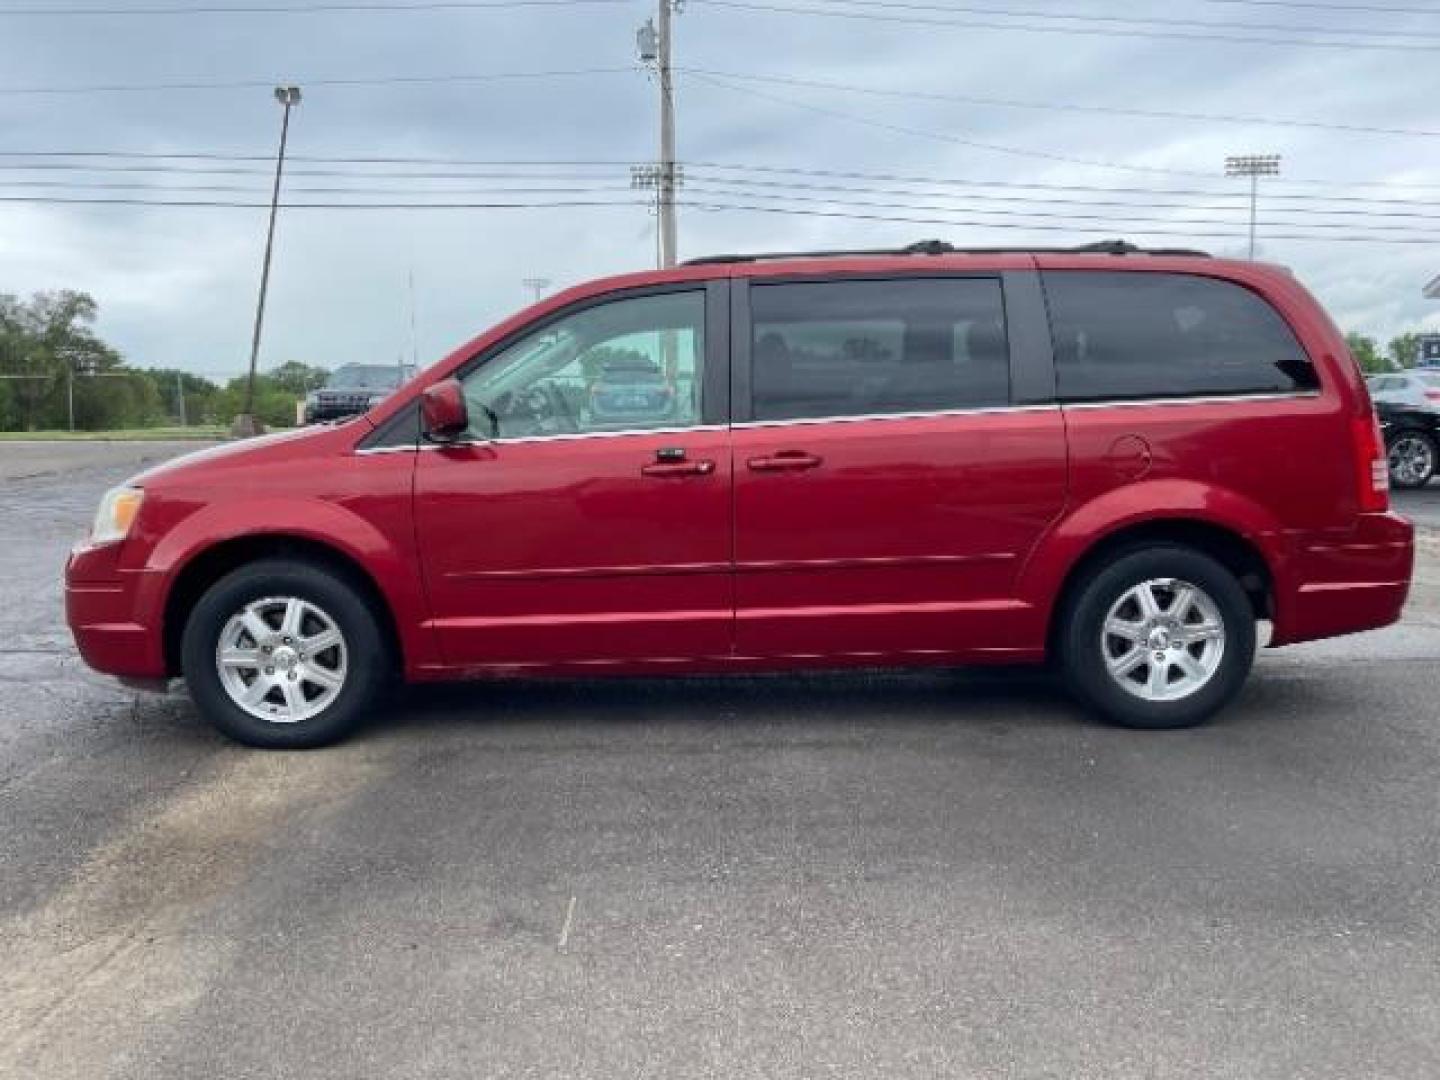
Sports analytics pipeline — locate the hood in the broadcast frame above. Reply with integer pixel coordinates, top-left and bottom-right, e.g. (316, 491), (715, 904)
(130, 419), (366, 487)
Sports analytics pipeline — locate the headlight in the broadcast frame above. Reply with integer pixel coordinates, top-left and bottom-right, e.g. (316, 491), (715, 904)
(90, 485), (144, 546)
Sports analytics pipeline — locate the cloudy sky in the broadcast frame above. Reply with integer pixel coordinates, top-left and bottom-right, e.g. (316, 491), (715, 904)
(1, 0), (1438, 378)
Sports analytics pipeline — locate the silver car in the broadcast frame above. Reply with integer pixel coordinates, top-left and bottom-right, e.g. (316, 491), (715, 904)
(1368, 370), (1440, 412)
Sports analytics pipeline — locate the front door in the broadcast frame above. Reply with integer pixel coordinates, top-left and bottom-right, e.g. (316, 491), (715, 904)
(414, 284), (733, 670)
(731, 274), (1068, 660)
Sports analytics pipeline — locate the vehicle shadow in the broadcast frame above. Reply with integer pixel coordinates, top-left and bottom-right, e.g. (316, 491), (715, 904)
(380, 665), (1082, 739)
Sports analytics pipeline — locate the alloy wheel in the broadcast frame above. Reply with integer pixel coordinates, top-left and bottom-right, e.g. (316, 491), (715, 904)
(1388, 434), (1435, 488)
(1100, 578), (1227, 702)
(214, 596), (348, 724)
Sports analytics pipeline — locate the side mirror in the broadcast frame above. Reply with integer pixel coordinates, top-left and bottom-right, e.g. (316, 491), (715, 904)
(421, 378), (469, 443)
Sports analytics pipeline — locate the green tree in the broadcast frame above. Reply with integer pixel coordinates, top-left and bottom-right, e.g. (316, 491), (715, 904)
(1388, 332), (1422, 369)
(139, 367), (221, 426)
(268, 361), (330, 396)
(1345, 332), (1387, 373)
(0, 290), (121, 430)
(215, 374), (300, 429)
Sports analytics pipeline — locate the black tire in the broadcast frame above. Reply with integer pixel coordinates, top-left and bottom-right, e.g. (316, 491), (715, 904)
(1058, 545), (1256, 730)
(181, 558), (388, 749)
(1386, 429), (1437, 490)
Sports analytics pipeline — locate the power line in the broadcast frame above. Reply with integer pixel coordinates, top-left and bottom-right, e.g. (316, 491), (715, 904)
(3, 185), (1439, 244)
(0, 66), (637, 95)
(678, 198), (1440, 245)
(0, 194), (648, 208)
(686, 70), (1221, 180)
(792, 0), (1440, 41)
(4, 147), (1440, 199)
(4, 60), (1434, 150)
(682, 67), (1440, 140)
(0, 0), (625, 16)
(1193, 0), (1440, 14)
(688, 0), (1440, 52)
(14, 172), (1440, 224)
(686, 72), (1440, 189)
(674, 184), (1440, 235)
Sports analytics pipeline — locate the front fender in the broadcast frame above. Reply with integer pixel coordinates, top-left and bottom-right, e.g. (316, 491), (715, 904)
(1014, 479), (1292, 633)
(134, 496), (438, 675)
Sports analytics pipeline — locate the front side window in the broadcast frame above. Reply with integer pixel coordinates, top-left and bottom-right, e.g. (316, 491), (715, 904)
(460, 290), (705, 440)
(749, 278), (1010, 422)
(1044, 271), (1318, 402)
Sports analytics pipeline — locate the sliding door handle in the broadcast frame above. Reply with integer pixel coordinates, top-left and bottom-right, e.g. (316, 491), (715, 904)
(641, 460), (716, 478)
(747, 451), (823, 472)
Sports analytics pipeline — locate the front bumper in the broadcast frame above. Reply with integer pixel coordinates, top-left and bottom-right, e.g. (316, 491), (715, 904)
(1271, 512), (1414, 646)
(65, 544), (168, 679)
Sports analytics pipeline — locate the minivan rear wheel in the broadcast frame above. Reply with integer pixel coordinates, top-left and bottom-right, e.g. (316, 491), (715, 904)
(181, 558), (387, 748)
(1059, 546), (1256, 729)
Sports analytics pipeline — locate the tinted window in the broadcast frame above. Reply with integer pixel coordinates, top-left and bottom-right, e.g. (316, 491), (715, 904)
(749, 278), (1010, 421)
(460, 291), (704, 439)
(1044, 271), (1317, 402)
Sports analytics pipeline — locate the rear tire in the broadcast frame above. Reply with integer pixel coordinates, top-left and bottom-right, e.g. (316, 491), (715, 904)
(181, 558), (387, 749)
(1059, 545), (1256, 730)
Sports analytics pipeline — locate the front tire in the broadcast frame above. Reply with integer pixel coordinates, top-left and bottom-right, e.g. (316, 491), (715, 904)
(181, 558), (387, 748)
(1059, 546), (1256, 730)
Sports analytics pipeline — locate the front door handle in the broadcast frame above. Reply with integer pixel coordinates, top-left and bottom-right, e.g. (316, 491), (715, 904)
(747, 451), (823, 472)
(641, 460), (716, 478)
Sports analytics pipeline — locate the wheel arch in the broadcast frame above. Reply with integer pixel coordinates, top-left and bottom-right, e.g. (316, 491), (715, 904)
(1042, 517), (1276, 657)
(161, 533), (407, 679)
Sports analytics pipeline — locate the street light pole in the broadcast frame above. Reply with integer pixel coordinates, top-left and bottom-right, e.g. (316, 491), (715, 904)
(1224, 154), (1281, 260)
(235, 84), (301, 437)
(521, 277), (552, 304)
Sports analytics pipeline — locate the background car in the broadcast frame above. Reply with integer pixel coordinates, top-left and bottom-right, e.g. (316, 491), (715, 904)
(1378, 400), (1439, 489)
(304, 363), (416, 424)
(1368, 370), (1440, 413)
(586, 355), (679, 427)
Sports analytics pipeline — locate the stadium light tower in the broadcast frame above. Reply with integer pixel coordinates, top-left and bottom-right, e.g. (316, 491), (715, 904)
(522, 277), (552, 304)
(1225, 153), (1281, 260)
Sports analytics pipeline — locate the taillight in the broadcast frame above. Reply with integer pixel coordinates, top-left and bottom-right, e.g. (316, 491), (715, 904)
(1351, 413), (1389, 512)
(1425, 389), (1440, 403)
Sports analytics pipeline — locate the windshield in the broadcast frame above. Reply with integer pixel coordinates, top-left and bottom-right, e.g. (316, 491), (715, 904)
(1417, 372), (1440, 388)
(327, 364), (411, 390)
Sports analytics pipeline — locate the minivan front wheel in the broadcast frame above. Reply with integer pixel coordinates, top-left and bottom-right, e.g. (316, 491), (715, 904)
(181, 558), (387, 748)
(1059, 546), (1256, 729)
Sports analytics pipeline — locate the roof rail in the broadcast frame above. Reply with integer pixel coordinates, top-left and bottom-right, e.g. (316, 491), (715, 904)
(681, 238), (1211, 266)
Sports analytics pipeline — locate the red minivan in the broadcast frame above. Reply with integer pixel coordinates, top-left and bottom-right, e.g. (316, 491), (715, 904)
(66, 241), (1414, 748)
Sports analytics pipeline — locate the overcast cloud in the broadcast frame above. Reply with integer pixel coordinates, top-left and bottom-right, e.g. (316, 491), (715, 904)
(0, 0), (1437, 376)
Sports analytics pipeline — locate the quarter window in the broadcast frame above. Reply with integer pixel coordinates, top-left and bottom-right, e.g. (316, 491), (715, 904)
(748, 278), (1010, 422)
(460, 291), (705, 439)
(1044, 271), (1317, 402)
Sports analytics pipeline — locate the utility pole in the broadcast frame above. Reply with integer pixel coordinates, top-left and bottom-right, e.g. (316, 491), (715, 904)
(635, 1), (683, 268)
(175, 371), (187, 426)
(521, 277), (552, 304)
(1224, 154), (1281, 260)
(235, 85), (301, 438)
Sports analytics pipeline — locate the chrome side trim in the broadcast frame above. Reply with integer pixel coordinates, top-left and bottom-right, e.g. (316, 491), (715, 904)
(1061, 391), (1321, 411)
(354, 443), (419, 456)
(731, 403), (1059, 430)
(354, 392), (1321, 453)
(355, 422), (728, 454)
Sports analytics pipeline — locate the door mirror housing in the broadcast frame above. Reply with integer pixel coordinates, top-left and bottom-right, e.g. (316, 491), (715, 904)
(421, 378), (470, 443)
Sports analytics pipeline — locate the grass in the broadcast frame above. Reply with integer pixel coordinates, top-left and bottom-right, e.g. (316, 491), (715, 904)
(0, 426), (232, 441)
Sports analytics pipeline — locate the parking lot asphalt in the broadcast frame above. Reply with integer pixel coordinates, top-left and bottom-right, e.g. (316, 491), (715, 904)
(3, 444), (1439, 1080)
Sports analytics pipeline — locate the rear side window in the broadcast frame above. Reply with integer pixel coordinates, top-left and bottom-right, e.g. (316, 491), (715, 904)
(1044, 271), (1317, 402)
(749, 277), (1010, 422)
